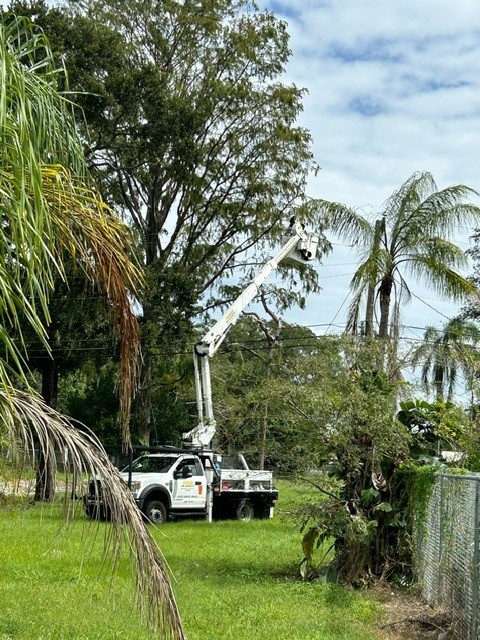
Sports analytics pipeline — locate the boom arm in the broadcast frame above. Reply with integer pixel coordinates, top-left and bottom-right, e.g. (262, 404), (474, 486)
(183, 220), (319, 448)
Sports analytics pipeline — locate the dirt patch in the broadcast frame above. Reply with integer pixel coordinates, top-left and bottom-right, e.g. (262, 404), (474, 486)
(0, 479), (67, 496)
(0, 478), (36, 495)
(376, 587), (453, 640)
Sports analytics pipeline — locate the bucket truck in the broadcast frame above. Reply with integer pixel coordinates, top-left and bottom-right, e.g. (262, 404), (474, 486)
(84, 220), (319, 524)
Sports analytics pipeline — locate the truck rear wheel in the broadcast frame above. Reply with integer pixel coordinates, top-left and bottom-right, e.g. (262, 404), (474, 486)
(236, 500), (253, 522)
(144, 500), (168, 525)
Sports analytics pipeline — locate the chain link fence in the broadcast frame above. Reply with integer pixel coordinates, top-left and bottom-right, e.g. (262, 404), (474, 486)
(416, 473), (480, 640)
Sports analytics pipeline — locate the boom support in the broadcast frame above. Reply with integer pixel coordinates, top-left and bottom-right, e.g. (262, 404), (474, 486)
(183, 220), (319, 448)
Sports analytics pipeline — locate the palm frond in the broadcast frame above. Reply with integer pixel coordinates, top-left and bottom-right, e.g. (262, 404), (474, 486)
(406, 251), (477, 302)
(1, 388), (186, 639)
(384, 172), (437, 222)
(394, 272), (412, 306)
(0, 16), (84, 388)
(41, 167), (143, 443)
(0, 15), (182, 639)
(349, 247), (391, 293)
(384, 172), (436, 214)
(345, 289), (364, 335)
(410, 326), (440, 366)
(0, 16), (143, 442)
(416, 193), (480, 238)
(312, 199), (374, 246)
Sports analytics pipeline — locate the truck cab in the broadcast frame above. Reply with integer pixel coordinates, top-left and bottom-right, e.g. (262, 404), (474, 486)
(120, 453), (208, 524)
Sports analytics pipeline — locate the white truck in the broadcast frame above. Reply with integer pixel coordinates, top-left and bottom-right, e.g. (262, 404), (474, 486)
(85, 220), (319, 523)
(85, 446), (278, 523)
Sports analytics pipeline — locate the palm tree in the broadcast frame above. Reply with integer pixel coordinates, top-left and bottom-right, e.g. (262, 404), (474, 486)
(0, 15), (185, 639)
(317, 172), (480, 341)
(411, 317), (480, 402)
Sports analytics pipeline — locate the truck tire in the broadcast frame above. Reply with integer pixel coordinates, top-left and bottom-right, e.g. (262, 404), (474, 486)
(257, 503), (272, 519)
(236, 500), (253, 522)
(84, 502), (108, 521)
(144, 500), (168, 525)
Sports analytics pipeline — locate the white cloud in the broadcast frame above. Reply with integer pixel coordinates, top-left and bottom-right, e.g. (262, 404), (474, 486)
(258, 0), (480, 337)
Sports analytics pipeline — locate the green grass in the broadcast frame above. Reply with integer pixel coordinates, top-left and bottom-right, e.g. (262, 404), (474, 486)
(0, 481), (383, 640)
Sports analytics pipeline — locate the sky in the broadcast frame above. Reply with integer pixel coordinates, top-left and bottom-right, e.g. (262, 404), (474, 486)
(255, 0), (480, 345)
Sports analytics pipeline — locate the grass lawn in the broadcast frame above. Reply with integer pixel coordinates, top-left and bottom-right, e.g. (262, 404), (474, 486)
(0, 481), (383, 640)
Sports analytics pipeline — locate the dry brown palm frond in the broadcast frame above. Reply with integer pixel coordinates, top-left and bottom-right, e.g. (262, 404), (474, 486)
(39, 166), (144, 447)
(0, 16), (183, 638)
(0, 388), (186, 640)
(1, 16), (142, 445)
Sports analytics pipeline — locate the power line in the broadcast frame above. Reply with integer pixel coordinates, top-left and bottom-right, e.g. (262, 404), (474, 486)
(408, 291), (454, 321)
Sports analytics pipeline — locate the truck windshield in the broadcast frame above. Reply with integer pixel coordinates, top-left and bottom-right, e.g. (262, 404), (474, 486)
(124, 456), (178, 473)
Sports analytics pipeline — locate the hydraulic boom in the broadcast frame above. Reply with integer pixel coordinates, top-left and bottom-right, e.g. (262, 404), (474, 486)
(183, 219), (319, 449)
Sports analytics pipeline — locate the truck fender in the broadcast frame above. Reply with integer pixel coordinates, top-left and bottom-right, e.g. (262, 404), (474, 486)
(137, 484), (171, 510)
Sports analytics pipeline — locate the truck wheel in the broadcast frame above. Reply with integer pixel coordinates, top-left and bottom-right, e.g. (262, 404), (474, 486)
(236, 500), (253, 522)
(84, 503), (107, 521)
(257, 503), (272, 519)
(144, 500), (168, 525)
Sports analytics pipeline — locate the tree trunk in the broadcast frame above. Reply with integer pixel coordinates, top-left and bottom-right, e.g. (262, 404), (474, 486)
(364, 219), (384, 337)
(34, 358), (58, 502)
(136, 235), (159, 445)
(434, 365), (445, 402)
(364, 286), (375, 337)
(378, 276), (393, 339)
(137, 359), (152, 445)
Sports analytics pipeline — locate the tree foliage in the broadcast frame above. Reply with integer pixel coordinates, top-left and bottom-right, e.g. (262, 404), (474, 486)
(7, 0), (330, 441)
(12, 0), (327, 303)
(203, 317), (323, 471)
(298, 358), (474, 585)
(397, 398), (471, 457)
(264, 333), (407, 582)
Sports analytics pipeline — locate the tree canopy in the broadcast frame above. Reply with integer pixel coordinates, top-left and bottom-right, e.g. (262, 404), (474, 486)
(11, 0), (330, 441)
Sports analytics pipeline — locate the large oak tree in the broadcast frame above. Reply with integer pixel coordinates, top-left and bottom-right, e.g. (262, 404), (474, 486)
(8, 0), (326, 442)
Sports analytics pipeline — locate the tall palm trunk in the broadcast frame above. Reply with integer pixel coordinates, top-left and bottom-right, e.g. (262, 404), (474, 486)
(364, 219), (384, 337)
(434, 365), (445, 402)
(378, 276), (393, 339)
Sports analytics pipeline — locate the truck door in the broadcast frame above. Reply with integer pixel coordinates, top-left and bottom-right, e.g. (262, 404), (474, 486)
(172, 457), (207, 508)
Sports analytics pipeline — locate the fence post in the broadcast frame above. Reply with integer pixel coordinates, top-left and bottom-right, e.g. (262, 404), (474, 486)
(472, 480), (480, 640)
(438, 474), (444, 602)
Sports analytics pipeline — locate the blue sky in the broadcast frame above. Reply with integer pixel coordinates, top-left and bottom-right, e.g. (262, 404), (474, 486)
(256, 0), (480, 350)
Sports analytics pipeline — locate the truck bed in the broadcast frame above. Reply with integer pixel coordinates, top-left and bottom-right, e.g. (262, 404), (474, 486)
(218, 468), (274, 492)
